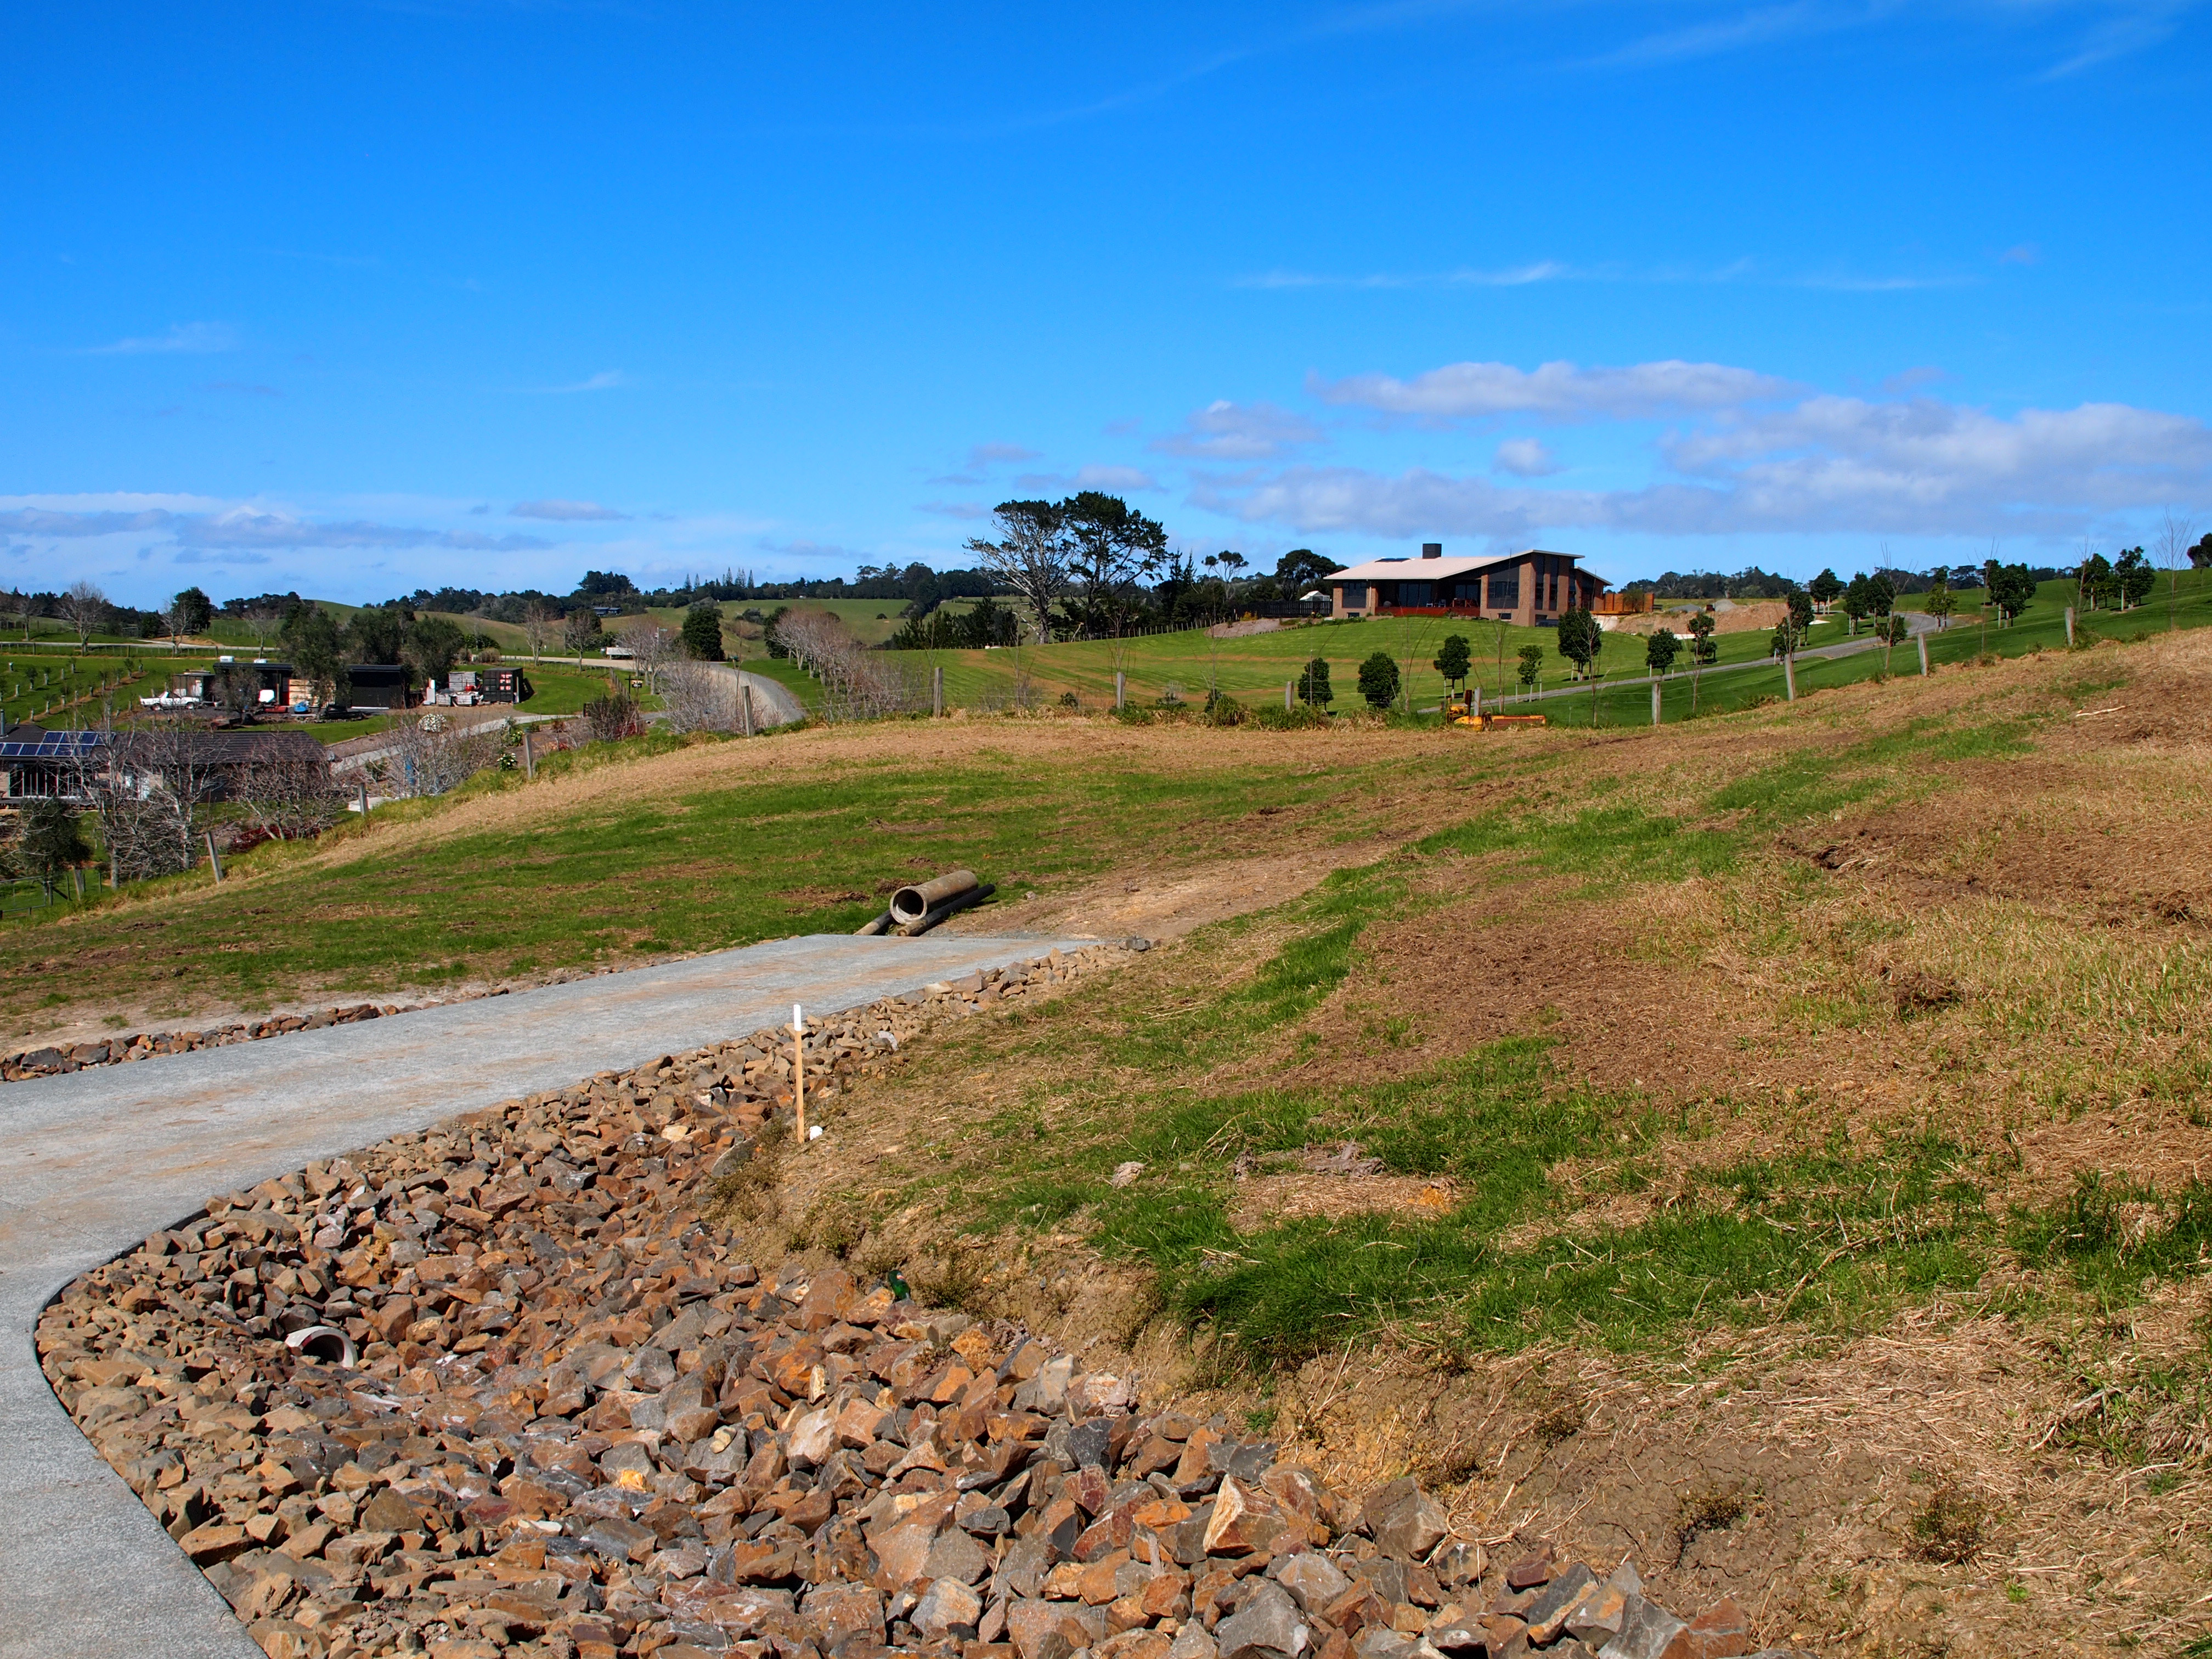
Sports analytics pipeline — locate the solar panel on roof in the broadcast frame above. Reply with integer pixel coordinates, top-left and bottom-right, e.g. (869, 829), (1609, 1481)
(0, 733), (109, 759)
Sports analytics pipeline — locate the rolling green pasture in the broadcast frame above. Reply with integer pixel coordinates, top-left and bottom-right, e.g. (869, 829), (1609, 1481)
(0, 735), (1460, 1037)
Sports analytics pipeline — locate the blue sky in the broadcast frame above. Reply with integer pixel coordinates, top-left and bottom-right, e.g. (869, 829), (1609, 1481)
(5, 1), (2209, 607)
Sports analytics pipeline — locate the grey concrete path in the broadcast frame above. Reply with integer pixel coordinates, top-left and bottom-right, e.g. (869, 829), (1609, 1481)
(0, 932), (1088, 1659)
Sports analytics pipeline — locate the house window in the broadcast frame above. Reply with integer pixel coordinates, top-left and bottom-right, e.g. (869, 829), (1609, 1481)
(1396, 582), (1431, 607)
(1487, 567), (1520, 608)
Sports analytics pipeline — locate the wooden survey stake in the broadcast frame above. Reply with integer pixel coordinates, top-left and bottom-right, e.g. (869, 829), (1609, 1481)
(791, 1003), (806, 1144)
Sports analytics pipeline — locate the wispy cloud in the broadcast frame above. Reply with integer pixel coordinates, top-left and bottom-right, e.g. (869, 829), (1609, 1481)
(511, 499), (629, 521)
(88, 321), (238, 356)
(1, 500), (554, 555)
(1150, 400), (1324, 460)
(1795, 270), (1978, 292)
(1013, 465), (1161, 494)
(1587, 0), (1850, 69)
(1581, 0), (2198, 81)
(0, 506), (177, 537)
(1235, 261), (1572, 291)
(2036, 0), (2196, 77)
(1313, 357), (1797, 421)
(176, 507), (553, 552)
(916, 499), (988, 520)
(536, 370), (627, 394)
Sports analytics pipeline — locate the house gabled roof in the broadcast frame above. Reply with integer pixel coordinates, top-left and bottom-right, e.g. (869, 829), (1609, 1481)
(1327, 548), (1598, 585)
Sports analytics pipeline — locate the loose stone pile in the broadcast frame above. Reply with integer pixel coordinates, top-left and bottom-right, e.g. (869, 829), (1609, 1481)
(4, 1003), (409, 1080)
(39, 939), (1804, 1659)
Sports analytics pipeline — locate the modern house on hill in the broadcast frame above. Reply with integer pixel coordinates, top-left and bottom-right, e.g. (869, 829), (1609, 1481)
(1326, 544), (1607, 627)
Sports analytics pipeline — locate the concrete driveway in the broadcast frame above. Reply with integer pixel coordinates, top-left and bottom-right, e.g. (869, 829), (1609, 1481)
(0, 932), (1088, 1659)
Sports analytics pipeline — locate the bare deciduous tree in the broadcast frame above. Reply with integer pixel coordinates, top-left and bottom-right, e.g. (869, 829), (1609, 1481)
(2155, 509), (2197, 630)
(659, 662), (742, 733)
(244, 602), (286, 652)
(774, 612), (921, 721)
(61, 581), (108, 647)
(379, 713), (503, 797)
(521, 601), (556, 663)
(620, 621), (679, 693)
(71, 728), (225, 881)
(236, 752), (342, 841)
(966, 500), (1068, 645)
(562, 607), (602, 665)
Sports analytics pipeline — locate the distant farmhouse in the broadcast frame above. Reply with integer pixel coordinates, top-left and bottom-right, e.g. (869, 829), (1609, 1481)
(1326, 543), (1620, 627)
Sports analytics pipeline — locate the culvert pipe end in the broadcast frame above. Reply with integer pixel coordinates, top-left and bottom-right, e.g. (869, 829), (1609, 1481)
(889, 868), (979, 926)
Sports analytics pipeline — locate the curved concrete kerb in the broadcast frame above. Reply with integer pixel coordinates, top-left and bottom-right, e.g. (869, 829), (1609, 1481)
(0, 932), (1092, 1659)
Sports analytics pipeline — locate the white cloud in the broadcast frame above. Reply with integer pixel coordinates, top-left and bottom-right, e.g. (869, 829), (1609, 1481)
(88, 321), (238, 355)
(511, 499), (630, 522)
(538, 370), (627, 394)
(176, 507), (554, 552)
(0, 506), (178, 537)
(1074, 465), (1160, 492)
(1151, 400), (1324, 460)
(1015, 465), (1162, 494)
(1313, 358), (1796, 421)
(1193, 388), (2212, 541)
(1192, 465), (1543, 540)
(1234, 262), (1571, 291)
(1493, 438), (1560, 478)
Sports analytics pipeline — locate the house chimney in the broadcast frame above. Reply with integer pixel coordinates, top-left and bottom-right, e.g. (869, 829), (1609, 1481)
(1421, 542), (1442, 559)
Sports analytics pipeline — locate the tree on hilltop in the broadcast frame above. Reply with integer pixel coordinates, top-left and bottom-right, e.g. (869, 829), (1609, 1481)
(681, 602), (727, 661)
(966, 501), (1069, 646)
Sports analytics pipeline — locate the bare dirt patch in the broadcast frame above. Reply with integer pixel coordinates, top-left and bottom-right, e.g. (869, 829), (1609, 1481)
(985, 837), (1402, 944)
(1227, 1171), (1458, 1232)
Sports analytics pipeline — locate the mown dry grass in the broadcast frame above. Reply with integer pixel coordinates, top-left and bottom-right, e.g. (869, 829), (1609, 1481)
(718, 627), (2212, 1657)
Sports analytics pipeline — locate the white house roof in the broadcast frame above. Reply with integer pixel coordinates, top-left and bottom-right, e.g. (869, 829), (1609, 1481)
(1327, 548), (1595, 585)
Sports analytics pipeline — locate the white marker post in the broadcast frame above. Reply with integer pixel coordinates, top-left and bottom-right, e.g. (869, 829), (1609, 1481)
(791, 1003), (806, 1146)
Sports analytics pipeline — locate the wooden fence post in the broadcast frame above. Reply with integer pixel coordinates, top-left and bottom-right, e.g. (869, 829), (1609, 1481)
(358, 781), (370, 817)
(1917, 633), (1930, 676)
(932, 664), (944, 717)
(741, 684), (755, 737)
(1115, 671), (1126, 711)
(2064, 606), (2076, 646)
(1284, 680), (1293, 712)
(205, 831), (224, 883)
(1651, 681), (1662, 726)
(522, 729), (535, 779)
(1783, 654), (1797, 702)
